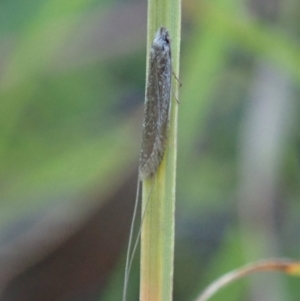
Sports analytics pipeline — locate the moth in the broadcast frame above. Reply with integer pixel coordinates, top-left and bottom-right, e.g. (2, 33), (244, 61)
(139, 27), (173, 180)
(123, 27), (177, 301)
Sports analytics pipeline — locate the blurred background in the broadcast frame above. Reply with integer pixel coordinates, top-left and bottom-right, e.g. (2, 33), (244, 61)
(0, 0), (299, 300)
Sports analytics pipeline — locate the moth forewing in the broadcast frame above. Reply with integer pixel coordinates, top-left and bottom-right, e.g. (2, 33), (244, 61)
(139, 27), (172, 180)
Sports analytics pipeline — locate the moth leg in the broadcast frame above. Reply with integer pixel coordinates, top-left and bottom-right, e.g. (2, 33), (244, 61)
(172, 71), (182, 87)
(172, 89), (180, 104)
(171, 71), (181, 104)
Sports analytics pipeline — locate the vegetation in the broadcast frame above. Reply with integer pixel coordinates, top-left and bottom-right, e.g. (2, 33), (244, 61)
(0, 0), (299, 300)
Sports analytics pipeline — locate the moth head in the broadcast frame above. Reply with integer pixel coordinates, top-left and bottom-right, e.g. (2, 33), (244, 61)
(153, 27), (171, 50)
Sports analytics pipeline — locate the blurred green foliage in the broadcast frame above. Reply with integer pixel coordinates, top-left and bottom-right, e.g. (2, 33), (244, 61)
(0, 0), (299, 300)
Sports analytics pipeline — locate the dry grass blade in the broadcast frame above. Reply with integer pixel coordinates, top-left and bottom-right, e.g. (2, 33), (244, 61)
(195, 258), (300, 301)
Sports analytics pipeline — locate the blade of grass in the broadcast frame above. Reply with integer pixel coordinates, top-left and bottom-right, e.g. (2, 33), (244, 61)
(140, 1), (181, 301)
(195, 259), (300, 301)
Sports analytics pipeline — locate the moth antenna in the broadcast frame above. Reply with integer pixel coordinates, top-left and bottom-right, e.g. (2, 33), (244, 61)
(122, 178), (156, 301)
(122, 178), (140, 301)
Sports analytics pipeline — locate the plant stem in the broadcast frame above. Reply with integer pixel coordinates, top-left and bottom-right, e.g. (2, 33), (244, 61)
(140, 1), (181, 301)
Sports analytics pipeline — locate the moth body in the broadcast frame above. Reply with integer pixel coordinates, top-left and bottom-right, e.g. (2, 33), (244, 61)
(139, 27), (172, 180)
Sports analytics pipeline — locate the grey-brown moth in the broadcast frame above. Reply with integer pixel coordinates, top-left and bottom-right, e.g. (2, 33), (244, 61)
(139, 27), (172, 180)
